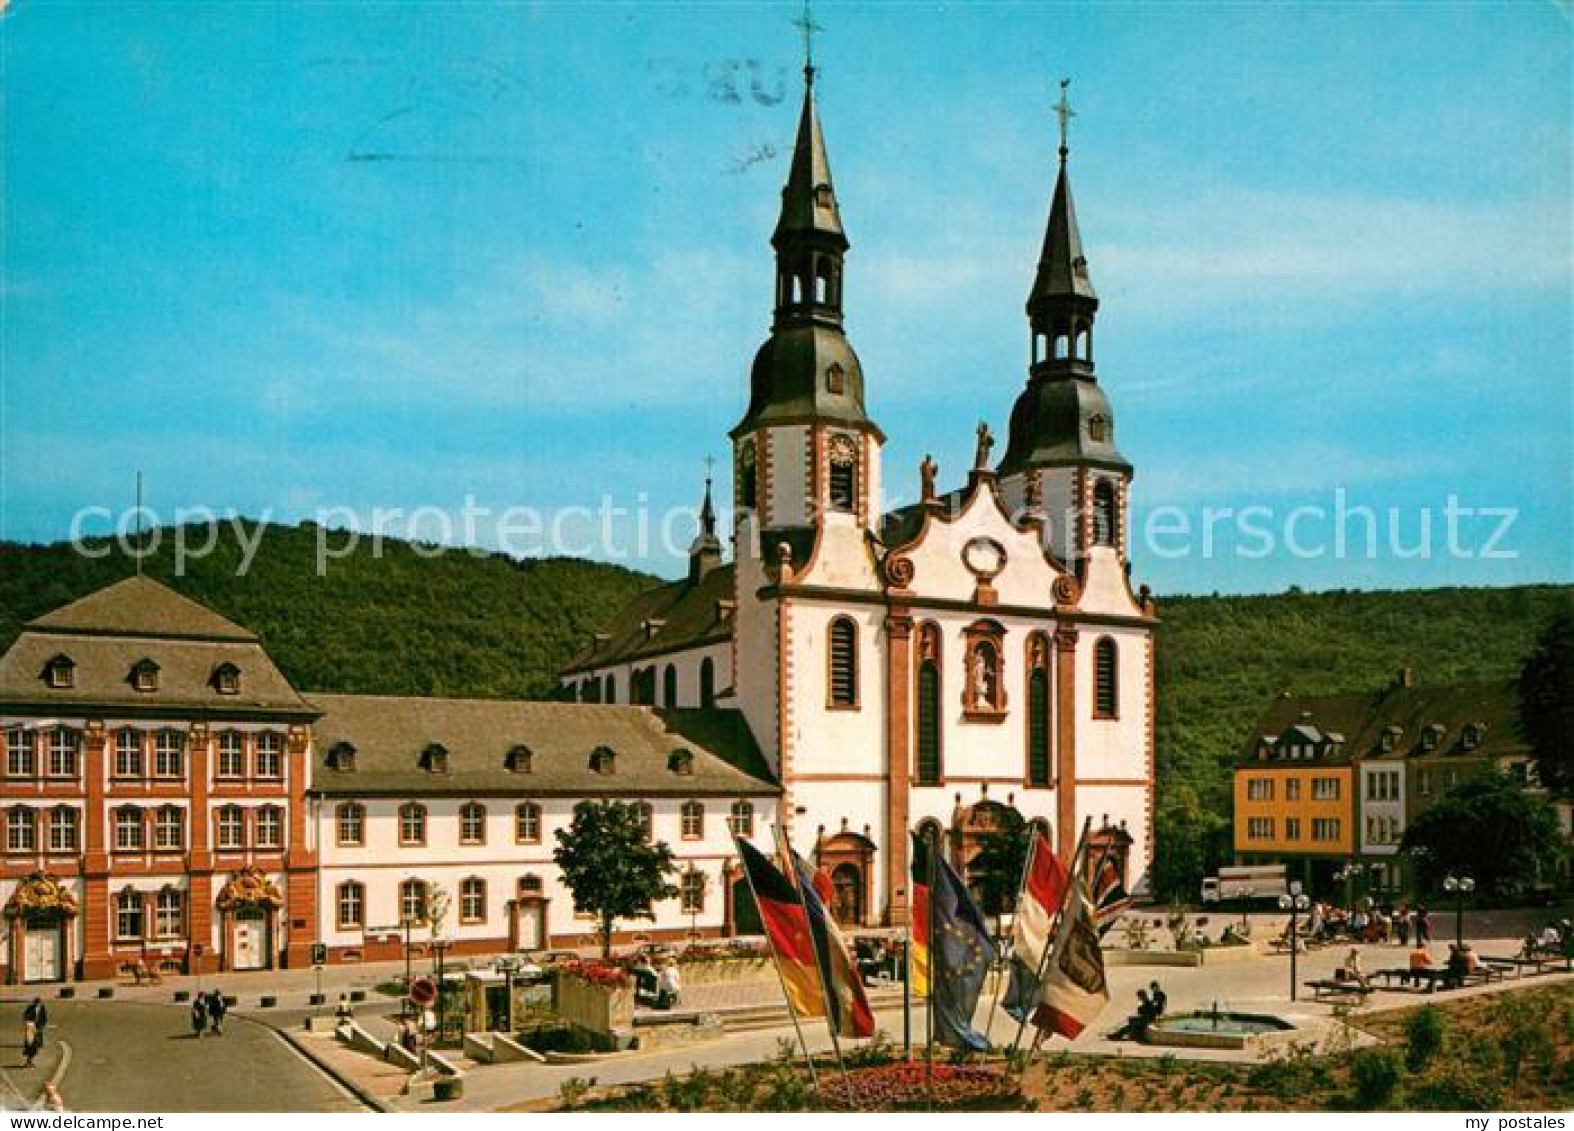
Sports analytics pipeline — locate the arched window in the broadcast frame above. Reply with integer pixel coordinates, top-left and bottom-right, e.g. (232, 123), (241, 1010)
(1092, 480), (1117, 547)
(399, 803), (427, 846)
(828, 617), (858, 708)
(699, 657), (716, 708)
(399, 879), (429, 926)
(604, 673), (616, 703)
(255, 731), (284, 779)
(662, 665), (677, 707)
(460, 802), (487, 845)
(337, 881), (364, 930)
(1054, 333), (1069, 360)
(1075, 327), (1091, 361)
(152, 729), (183, 779)
(1027, 634), (1052, 787)
(828, 434), (858, 512)
(1094, 637), (1119, 719)
(519, 874), (543, 897)
(680, 801), (705, 840)
(154, 888), (183, 938)
(738, 440), (759, 514)
(916, 624), (941, 786)
(154, 805), (184, 850)
(459, 877), (487, 924)
(336, 802), (365, 847)
(814, 257), (832, 304)
(215, 805), (243, 850)
(728, 800), (754, 837)
(515, 802), (542, 844)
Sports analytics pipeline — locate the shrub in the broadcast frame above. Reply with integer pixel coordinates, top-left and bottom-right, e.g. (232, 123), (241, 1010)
(1348, 1048), (1402, 1109)
(1408, 1063), (1504, 1111)
(557, 1076), (595, 1109)
(1404, 1005), (1446, 1071)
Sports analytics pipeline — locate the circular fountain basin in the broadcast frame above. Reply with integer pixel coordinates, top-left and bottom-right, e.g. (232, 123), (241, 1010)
(1144, 1010), (1296, 1051)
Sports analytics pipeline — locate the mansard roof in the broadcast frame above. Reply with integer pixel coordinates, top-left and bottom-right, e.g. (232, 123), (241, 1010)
(308, 695), (777, 797)
(1241, 678), (1525, 766)
(562, 563), (736, 674)
(0, 577), (313, 717)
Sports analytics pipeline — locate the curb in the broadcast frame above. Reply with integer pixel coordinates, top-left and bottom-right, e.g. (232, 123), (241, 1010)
(253, 1015), (389, 1113)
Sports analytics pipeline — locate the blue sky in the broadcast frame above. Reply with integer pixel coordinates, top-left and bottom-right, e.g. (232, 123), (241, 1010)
(2, 1), (1569, 594)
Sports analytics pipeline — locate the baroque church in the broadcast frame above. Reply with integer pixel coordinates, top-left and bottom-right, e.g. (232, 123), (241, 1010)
(0, 63), (1155, 986)
(561, 66), (1157, 928)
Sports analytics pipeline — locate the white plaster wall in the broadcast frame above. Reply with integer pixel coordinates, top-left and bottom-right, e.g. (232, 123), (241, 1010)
(784, 600), (887, 781)
(315, 795), (778, 947)
(764, 425), (810, 529)
(1073, 624), (1151, 782)
(732, 517), (781, 772)
(1359, 765), (1405, 856)
(888, 484), (1065, 607)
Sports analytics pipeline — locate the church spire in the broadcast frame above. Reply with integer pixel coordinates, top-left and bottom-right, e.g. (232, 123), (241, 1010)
(1027, 79), (1098, 358)
(688, 462), (723, 583)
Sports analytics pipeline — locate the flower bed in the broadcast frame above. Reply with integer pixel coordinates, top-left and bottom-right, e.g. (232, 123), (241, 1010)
(819, 1062), (1021, 1111)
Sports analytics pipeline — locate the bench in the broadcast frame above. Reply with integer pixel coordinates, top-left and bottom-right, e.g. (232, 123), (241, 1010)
(1374, 968), (1441, 992)
(1305, 978), (1374, 1002)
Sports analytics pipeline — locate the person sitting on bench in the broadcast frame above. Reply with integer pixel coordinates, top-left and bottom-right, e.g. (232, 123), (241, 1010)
(1407, 942), (1434, 986)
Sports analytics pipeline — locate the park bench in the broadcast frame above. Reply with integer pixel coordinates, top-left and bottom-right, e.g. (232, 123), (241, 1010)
(1374, 967), (1441, 993)
(1304, 978), (1374, 1002)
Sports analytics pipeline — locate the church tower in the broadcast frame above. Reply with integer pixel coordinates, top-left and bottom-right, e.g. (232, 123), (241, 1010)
(998, 85), (1132, 572)
(730, 64), (884, 552)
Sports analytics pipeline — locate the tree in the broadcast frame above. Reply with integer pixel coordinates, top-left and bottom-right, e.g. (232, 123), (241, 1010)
(1519, 610), (1574, 795)
(1400, 772), (1564, 897)
(553, 801), (678, 956)
(967, 808), (1030, 938)
(1149, 790), (1229, 905)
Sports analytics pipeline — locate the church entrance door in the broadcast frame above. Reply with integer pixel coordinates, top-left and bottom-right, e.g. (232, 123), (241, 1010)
(831, 865), (863, 926)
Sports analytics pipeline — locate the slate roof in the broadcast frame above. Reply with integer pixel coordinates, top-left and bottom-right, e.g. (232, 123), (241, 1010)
(1240, 679), (1526, 765)
(562, 563), (736, 674)
(308, 694), (778, 798)
(0, 577), (314, 717)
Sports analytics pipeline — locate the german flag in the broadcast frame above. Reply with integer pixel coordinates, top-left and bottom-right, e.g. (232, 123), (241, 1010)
(789, 848), (876, 1038)
(737, 838), (828, 1019)
(909, 831), (933, 995)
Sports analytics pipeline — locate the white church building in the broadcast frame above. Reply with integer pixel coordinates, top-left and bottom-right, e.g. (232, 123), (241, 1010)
(561, 68), (1157, 931)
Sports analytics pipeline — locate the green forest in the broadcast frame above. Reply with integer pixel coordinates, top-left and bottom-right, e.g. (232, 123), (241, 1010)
(3, 522), (1568, 894)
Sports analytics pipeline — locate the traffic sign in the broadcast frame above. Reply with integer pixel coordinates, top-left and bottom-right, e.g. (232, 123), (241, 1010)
(409, 976), (438, 1006)
(310, 942), (328, 966)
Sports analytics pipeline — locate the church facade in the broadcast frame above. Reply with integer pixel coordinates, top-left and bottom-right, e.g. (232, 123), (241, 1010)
(562, 71), (1157, 928)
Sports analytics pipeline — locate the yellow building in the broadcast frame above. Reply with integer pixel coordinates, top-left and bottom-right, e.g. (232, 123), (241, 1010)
(1233, 715), (1355, 890)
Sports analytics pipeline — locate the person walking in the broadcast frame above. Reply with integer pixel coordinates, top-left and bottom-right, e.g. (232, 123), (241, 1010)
(189, 995), (208, 1039)
(1395, 902), (1410, 946)
(206, 990), (228, 1036)
(1416, 905), (1432, 946)
(22, 997), (47, 1068)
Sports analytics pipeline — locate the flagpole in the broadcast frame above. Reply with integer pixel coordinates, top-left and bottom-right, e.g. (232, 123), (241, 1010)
(733, 832), (820, 1091)
(776, 824), (855, 1100)
(1008, 815), (1092, 1063)
(902, 914), (912, 1061)
(925, 827), (937, 1087)
(986, 829), (1039, 1049)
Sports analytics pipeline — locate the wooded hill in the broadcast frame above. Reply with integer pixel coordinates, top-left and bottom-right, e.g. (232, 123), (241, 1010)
(3, 522), (1568, 895)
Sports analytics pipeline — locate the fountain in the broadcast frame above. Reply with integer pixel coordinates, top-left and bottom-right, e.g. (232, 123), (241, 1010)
(1143, 1006), (1295, 1051)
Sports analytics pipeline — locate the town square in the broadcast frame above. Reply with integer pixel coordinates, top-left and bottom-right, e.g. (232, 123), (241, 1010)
(0, 0), (1569, 1119)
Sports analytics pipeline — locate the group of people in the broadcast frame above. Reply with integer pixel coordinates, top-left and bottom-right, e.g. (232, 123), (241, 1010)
(187, 989), (231, 1038)
(631, 956), (683, 1010)
(1111, 980), (1169, 1041)
(1521, 918), (1574, 959)
(1294, 899), (1432, 946)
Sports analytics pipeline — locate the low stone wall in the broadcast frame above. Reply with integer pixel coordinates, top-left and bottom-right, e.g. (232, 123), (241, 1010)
(1106, 944), (1260, 968)
(554, 976), (634, 1036)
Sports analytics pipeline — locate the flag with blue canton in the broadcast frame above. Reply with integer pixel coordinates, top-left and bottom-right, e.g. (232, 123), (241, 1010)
(922, 837), (994, 1052)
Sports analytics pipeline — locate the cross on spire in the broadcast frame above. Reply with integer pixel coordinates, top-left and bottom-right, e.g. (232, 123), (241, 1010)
(792, 0), (823, 82)
(1054, 77), (1075, 161)
(703, 453), (716, 481)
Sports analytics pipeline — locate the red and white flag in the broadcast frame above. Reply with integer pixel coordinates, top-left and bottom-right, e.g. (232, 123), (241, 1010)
(1031, 877), (1110, 1041)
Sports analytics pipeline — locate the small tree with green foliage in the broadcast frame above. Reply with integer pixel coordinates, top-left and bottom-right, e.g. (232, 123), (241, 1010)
(1400, 772), (1564, 897)
(1519, 610), (1574, 795)
(553, 801), (678, 956)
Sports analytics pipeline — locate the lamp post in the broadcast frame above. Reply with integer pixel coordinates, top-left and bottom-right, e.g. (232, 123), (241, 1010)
(1443, 874), (1475, 948)
(496, 956), (521, 1034)
(1333, 862), (1362, 908)
(1278, 882), (1311, 1002)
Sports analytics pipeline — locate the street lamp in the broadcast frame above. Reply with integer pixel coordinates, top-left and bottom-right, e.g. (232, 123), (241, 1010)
(1443, 875), (1475, 948)
(496, 956), (521, 1034)
(1333, 861), (1363, 908)
(1278, 881), (1311, 1002)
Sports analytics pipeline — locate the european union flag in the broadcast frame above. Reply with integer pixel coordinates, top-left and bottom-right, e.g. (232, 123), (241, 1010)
(914, 833), (993, 1052)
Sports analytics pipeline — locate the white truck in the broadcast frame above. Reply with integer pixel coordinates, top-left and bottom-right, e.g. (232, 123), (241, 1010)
(1200, 864), (1289, 906)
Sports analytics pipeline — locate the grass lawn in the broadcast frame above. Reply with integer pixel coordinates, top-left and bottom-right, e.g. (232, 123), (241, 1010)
(546, 981), (1574, 1111)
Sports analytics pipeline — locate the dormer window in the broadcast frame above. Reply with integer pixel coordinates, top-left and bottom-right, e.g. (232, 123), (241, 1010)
(1461, 723), (1483, 751)
(211, 662), (241, 695)
(826, 362), (845, 395)
(668, 749), (695, 776)
(131, 659), (160, 693)
(43, 655), (75, 689)
(589, 745), (616, 775)
(814, 184), (834, 210)
(1421, 724), (1444, 752)
(1087, 414), (1108, 443)
(1380, 726), (1402, 753)
(643, 619), (666, 641)
(420, 743), (449, 774)
(327, 742), (357, 772)
(505, 744), (532, 773)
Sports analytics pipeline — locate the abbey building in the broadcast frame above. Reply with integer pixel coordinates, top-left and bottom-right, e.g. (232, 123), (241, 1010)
(0, 68), (1154, 984)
